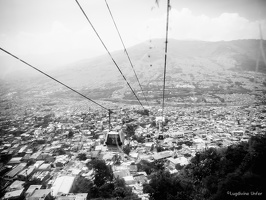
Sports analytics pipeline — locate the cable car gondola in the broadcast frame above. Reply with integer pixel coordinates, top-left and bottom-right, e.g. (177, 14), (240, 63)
(158, 134), (164, 140)
(104, 131), (124, 148)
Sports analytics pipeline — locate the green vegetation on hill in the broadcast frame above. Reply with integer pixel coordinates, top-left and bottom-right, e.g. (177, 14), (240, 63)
(143, 133), (266, 200)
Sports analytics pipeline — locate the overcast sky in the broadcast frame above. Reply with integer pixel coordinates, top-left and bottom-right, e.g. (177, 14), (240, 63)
(0, 0), (266, 70)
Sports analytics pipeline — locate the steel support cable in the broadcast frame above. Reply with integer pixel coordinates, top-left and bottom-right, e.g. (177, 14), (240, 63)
(0, 47), (109, 111)
(161, 0), (170, 132)
(104, 0), (149, 107)
(75, 0), (145, 110)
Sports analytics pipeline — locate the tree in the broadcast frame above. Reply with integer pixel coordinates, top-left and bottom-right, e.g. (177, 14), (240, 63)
(26, 160), (35, 167)
(72, 176), (93, 194)
(124, 123), (138, 138)
(154, 160), (165, 171)
(137, 160), (164, 175)
(150, 144), (155, 151)
(36, 139), (46, 144)
(88, 159), (113, 187)
(112, 154), (121, 165)
(150, 120), (156, 127)
(123, 144), (131, 155)
(0, 154), (12, 164)
(156, 145), (164, 152)
(143, 171), (192, 200)
(99, 183), (114, 198)
(77, 153), (87, 161)
(137, 160), (153, 175)
(54, 148), (66, 155)
(132, 135), (145, 143)
(68, 130), (74, 138)
(113, 178), (134, 199)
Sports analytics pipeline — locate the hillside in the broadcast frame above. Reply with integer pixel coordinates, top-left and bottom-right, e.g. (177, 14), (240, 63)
(52, 39), (266, 87)
(1, 39), (266, 106)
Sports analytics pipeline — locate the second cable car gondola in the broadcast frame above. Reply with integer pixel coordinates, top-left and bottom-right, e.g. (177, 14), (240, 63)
(158, 134), (164, 140)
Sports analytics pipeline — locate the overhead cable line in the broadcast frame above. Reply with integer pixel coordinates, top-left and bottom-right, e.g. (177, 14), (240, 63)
(75, 0), (145, 110)
(0, 47), (110, 111)
(259, 24), (266, 67)
(104, 0), (149, 107)
(255, 24), (266, 74)
(161, 0), (171, 131)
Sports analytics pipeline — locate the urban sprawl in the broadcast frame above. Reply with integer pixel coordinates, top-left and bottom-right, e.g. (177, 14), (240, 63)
(0, 101), (266, 200)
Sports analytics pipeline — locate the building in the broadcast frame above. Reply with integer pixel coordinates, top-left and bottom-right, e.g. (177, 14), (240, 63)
(25, 185), (42, 197)
(17, 165), (36, 180)
(153, 151), (172, 161)
(3, 189), (24, 200)
(27, 189), (51, 200)
(56, 193), (88, 200)
(51, 176), (75, 196)
(5, 163), (27, 179)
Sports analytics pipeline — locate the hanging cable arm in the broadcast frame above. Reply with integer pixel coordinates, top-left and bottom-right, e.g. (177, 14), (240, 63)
(0, 47), (109, 111)
(75, 0), (145, 110)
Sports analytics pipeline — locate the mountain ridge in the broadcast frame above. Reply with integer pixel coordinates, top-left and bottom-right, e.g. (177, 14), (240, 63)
(1, 39), (265, 104)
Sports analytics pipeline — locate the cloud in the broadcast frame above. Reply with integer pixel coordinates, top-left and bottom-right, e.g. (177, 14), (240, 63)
(140, 8), (266, 41)
(0, 21), (109, 65)
(0, 20), (131, 59)
(14, 21), (95, 55)
(1, 9), (266, 67)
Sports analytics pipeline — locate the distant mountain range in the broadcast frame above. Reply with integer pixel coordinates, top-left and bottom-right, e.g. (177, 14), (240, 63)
(1, 39), (266, 101)
(51, 39), (266, 89)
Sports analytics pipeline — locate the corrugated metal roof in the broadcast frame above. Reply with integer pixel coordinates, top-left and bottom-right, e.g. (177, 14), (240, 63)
(52, 176), (75, 196)
(5, 163), (27, 178)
